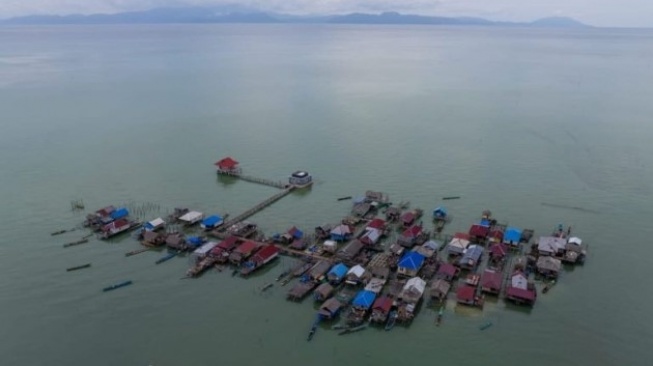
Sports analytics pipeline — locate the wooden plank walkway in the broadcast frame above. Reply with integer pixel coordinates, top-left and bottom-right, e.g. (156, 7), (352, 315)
(218, 171), (288, 189)
(220, 187), (294, 229)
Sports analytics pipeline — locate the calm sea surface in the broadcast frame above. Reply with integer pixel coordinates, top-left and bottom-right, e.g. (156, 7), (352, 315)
(1, 24), (652, 366)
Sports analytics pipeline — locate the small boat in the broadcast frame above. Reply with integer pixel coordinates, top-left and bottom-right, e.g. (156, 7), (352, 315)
(66, 263), (91, 272)
(63, 238), (89, 248)
(155, 251), (179, 265)
(479, 321), (493, 331)
(339, 323), (368, 335)
(442, 196), (461, 200)
(384, 311), (398, 331)
(337, 196), (352, 201)
(436, 307), (444, 326)
(331, 323), (347, 330)
(260, 283), (274, 292)
(542, 280), (556, 294)
(102, 280), (133, 292)
(307, 317), (320, 341)
(125, 247), (151, 257)
(51, 229), (69, 236)
(276, 269), (291, 282)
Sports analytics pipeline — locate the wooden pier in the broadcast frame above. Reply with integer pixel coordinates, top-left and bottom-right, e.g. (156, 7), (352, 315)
(220, 187), (295, 229)
(218, 171), (288, 190)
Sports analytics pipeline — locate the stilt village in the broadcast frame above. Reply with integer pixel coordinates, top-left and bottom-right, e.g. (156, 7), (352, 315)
(57, 157), (590, 340)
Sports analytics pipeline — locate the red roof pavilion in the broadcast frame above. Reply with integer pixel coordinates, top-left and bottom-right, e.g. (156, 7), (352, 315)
(215, 157), (239, 170)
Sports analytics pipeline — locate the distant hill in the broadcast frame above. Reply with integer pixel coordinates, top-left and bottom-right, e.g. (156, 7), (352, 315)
(1, 7), (279, 25)
(529, 16), (588, 28)
(325, 12), (494, 26)
(0, 7), (591, 27)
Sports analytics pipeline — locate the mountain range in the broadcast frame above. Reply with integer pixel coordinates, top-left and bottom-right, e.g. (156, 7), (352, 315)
(0, 7), (590, 28)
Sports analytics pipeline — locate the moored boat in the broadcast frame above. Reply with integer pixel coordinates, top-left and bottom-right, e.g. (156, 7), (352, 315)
(384, 310), (397, 331)
(102, 280), (133, 292)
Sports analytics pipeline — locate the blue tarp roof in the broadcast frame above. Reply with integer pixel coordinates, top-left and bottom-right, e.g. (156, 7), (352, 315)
(480, 219), (491, 227)
(202, 215), (223, 227)
(433, 206), (447, 217)
(353, 196), (365, 204)
(187, 236), (204, 246)
(352, 290), (377, 309)
(292, 228), (304, 239)
(328, 263), (349, 279)
(110, 208), (129, 220)
(398, 251), (426, 271)
(504, 227), (522, 243)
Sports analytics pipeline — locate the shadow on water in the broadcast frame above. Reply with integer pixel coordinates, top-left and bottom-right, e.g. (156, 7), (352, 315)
(216, 175), (239, 186)
(290, 186), (313, 197)
(503, 302), (534, 315)
(243, 258), (281, 279)
(482, 295), (501, 305)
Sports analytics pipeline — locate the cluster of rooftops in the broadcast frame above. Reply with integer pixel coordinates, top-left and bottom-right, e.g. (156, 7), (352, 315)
(78, 162), (589, 336)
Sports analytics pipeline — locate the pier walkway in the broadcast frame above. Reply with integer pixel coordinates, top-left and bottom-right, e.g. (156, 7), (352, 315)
(219, 171), (288, 190)
(220, 187), (295, 229)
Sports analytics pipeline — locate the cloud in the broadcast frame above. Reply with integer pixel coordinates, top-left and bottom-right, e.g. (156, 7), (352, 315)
(1, 0), (652, 27)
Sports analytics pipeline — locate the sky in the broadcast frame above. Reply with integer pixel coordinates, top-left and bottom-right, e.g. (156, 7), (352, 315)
(0, 0), (651, 27)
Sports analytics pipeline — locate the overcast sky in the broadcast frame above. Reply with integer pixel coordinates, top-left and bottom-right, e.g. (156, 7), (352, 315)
(1, 0), (651, 27)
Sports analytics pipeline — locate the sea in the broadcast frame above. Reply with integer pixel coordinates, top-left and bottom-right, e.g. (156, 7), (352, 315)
(1, 24), (652, 366)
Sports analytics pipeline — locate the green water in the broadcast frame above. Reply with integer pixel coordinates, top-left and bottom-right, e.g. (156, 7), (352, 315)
(1, 24), (652, 365)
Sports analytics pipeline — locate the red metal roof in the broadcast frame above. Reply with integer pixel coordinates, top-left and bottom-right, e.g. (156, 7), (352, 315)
(209, 246), (225, 257)
(372, 296), (393, 312)
(489, 229), (504, 241)
(490, 243), (508, 258)
(506, 287), (536, 301)
(102, 218), (129, 231)
(218, 236), (239, 250)
(402, 225), (422, 238)
(96, 206), (115, 217)
(252, 245), (279, 263)
(454, 232), (470, 240)
(437, 263), (457, 276)
(456, 286), (476, 301)
(469, 224), (489, 237)
(214, 156), (239, 169)
(235, 241), (258, 254)
(367, 218), (386, 230)
(481, 270), (503, 290)
(401, 212), (415, 224)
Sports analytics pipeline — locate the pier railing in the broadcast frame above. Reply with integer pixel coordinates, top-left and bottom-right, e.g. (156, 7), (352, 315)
(219, 171), (288, 189)
(220, 187), (294, 229)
